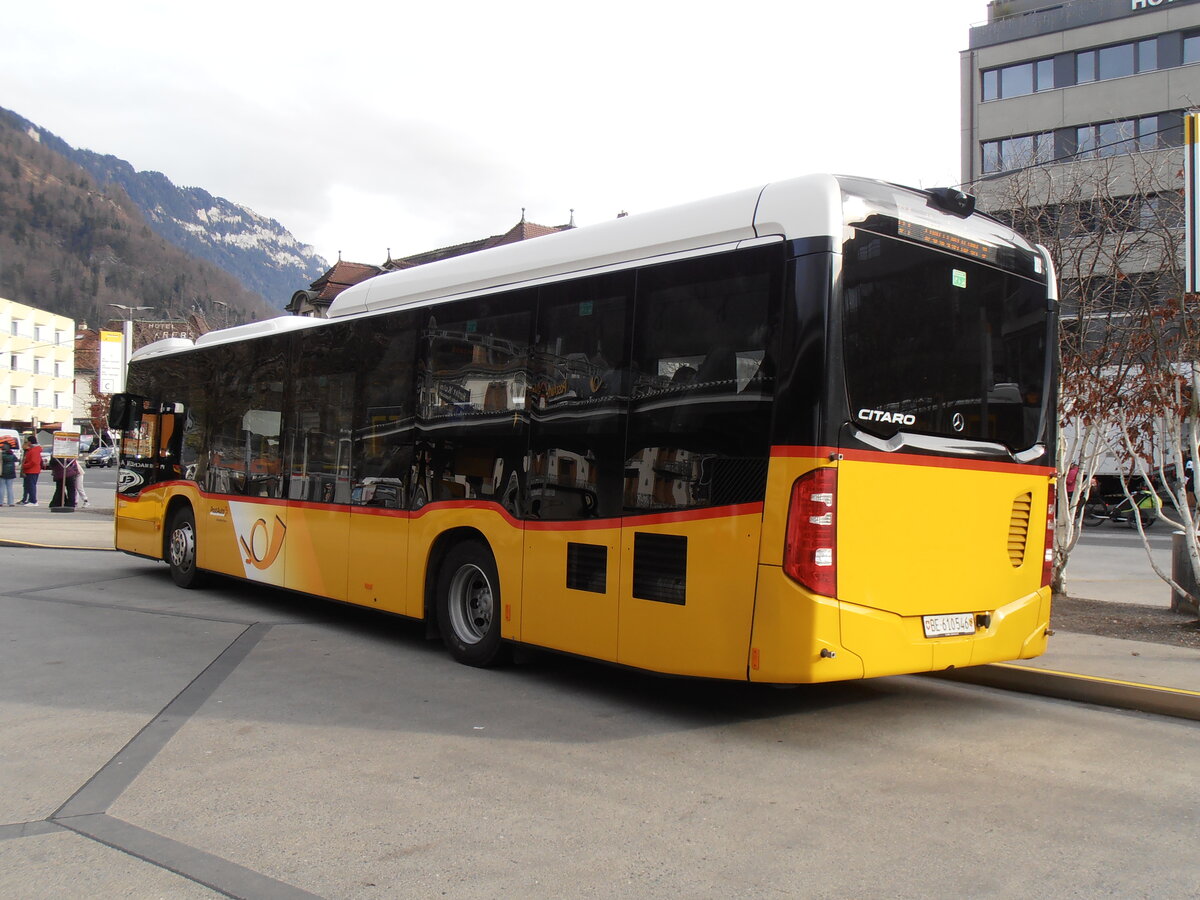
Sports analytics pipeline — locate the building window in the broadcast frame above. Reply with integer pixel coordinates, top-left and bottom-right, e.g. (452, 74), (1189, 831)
(982, 59), (1054, 101)
(1185, 32), (1200, 65)
(981, 132), (1054, 174)
(11, 321), (19, 336)
(1138, 39), (1158, 73)
(55, 393), (65, 409)
(10, 389), (17, 405)
(1098, 43), (1136, 80)
(1076, 116), (1170, 160)
(9, 355), (17, 371)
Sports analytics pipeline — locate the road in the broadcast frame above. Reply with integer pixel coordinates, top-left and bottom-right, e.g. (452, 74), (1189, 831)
(1, 548), (1198, 898)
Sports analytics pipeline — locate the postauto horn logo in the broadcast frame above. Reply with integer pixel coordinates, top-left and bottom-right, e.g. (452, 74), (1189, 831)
(239, 515), (287, 570)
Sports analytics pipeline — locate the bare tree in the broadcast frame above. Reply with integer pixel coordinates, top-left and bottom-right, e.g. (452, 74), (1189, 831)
(969, 147), (1194, 604)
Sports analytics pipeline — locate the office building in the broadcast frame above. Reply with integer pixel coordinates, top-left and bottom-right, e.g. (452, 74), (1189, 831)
(961, 0), (1200, 311)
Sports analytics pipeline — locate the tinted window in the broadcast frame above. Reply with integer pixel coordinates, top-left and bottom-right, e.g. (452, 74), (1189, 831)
(528, 272), (632, 520)
(351, 313), (417, 510)
(625, 246), (780, 511)
(198, 337), (287, 497)
(842, 233), (1049, 452)
(287, 325), (357, 504)
(415, 290), (533, 511)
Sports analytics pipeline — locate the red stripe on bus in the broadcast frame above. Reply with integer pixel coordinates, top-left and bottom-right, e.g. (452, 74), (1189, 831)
(524, 502), (765, 531)
(124, 487), (764, 528)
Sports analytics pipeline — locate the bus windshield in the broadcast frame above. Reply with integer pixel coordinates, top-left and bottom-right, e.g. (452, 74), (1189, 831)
(841, 229), (1051, 452)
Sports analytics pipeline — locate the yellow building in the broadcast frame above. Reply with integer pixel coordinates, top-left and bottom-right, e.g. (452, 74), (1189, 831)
(0, 297), (75, 430)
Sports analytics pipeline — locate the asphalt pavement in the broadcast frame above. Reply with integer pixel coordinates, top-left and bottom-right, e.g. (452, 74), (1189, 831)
(1, 469), (1197, 721)
(2, 472), (1198, 898)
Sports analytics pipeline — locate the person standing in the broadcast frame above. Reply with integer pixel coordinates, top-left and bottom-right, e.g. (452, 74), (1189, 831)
(0, 441), (16, 506)
(50, 455), (81, 509)
(75, 462), (89, 508)
(19, 436), (42, 506)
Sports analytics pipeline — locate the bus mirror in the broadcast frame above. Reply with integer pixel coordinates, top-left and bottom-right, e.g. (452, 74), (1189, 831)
(109, 394), (143, 431)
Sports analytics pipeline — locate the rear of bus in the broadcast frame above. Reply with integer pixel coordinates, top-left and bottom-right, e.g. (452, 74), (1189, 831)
(750, 177), (1056, 683)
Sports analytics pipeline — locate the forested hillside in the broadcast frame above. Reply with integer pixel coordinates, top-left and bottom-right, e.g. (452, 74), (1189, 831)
(0, 109), (281, 325)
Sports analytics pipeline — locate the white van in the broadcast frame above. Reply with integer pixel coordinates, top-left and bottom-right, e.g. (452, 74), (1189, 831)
(0, 428), (21, 464)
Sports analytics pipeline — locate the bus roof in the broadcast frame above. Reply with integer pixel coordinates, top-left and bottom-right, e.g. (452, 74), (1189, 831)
(328, 173), (847, 318)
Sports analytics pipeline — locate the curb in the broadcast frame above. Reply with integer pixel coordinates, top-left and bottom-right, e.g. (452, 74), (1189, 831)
(932, 663), (1200, 722)
(0, 539), (115, 552)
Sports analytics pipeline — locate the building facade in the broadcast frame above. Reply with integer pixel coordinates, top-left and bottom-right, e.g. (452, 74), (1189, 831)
(0, 297), (75, 430)
(961, 0), (1200, 315)
(962, 0), (1200, 184)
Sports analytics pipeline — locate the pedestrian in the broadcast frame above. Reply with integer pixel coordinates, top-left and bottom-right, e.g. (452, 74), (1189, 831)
(50, 455), (81, 509)
(19, 436), (42, 506)
(0, 440), (17, 506)
(76, 462), (89, 508)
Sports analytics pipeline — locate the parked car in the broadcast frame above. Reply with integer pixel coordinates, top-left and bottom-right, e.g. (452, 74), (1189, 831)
(86, 445), (116, 468)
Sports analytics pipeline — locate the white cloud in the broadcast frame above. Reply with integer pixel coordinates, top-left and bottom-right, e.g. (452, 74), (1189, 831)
(3, 0), (991, 265)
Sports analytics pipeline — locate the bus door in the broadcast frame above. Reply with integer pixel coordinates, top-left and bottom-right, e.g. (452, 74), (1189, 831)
(521, 279), (630, 661)
(615, 251), (776, 679)
(113, 396), (184, 558)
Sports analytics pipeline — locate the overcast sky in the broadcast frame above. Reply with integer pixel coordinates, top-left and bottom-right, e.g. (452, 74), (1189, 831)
(4, 1), (991, 266)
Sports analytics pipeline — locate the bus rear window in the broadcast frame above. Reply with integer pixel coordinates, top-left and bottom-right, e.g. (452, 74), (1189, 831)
(841, 231), (1050, 452)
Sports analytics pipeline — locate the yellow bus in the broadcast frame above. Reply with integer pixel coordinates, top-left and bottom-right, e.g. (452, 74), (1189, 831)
(110, 174), (1058, 683)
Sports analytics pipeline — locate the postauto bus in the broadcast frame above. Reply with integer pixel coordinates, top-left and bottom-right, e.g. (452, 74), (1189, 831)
(109, 174), (1057, 683)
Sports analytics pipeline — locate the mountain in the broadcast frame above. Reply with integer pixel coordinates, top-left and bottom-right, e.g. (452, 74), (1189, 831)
(0, 106), (327, 310)
(0, 106), (278, 325)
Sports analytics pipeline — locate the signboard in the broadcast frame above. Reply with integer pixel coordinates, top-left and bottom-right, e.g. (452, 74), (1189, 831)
(1186, 112), (1200, 294)
(98, 330), (125, 394)
(53, 431), (81, 460)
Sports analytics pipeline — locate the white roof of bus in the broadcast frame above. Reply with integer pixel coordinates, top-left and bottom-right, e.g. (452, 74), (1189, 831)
(328, 173), (845, 318)
(129, 313), (325, 362)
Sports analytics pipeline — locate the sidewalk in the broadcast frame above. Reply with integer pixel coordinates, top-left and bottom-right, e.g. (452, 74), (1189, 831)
(2, 498), (1197, 719)
(0, 502), (115, 550)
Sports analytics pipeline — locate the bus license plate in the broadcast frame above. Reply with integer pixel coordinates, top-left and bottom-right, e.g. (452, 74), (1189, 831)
(922, 613), (976, 638)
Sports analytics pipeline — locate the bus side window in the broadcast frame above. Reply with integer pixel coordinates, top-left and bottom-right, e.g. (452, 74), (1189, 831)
(625, 247), (779, 511)
(528, 272), (632, 521)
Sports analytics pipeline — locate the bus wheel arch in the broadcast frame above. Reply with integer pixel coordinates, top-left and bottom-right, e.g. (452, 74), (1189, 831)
(164, 498), (204, 589)
(427, 529), (506, 667)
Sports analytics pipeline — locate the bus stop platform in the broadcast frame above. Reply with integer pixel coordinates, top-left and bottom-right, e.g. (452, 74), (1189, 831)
(2, 502), (1198, 720)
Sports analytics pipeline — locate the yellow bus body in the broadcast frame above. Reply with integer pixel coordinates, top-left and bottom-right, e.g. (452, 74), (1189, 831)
(119, 441), (1052, 684)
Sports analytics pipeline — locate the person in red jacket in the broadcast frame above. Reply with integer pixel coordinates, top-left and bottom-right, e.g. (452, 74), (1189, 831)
(19, 436), (43, 506)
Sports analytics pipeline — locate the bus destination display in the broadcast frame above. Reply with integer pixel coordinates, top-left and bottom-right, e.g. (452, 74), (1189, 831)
(897, 220), (999, 263)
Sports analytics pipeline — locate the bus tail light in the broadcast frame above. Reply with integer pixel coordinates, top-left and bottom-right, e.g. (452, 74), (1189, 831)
(784, 467), (837, 597)
(1041, 483), (1056, 588)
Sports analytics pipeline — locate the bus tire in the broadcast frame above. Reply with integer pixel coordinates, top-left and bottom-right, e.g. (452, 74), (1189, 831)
(435, 539), (504, 667)
(166, 506), (204, 589)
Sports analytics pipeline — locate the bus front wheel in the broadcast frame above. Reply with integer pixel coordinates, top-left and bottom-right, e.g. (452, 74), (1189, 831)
(167, 507), (203, 589)
(435, 540), (504, 667)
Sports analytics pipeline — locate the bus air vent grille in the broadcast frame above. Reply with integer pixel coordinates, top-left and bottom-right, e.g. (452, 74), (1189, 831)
(1008, 492), (1033, 567)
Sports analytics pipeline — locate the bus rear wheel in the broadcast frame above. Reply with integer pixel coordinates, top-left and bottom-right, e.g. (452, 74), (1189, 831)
(436, 540), (504, 667)
(167, 506), (203, 589)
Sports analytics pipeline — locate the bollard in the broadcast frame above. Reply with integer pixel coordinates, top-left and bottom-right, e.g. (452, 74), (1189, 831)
(1170, 531), (1200, 615)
